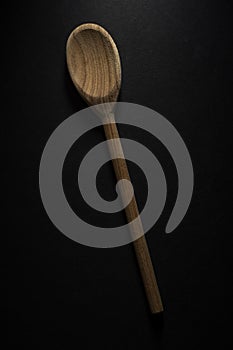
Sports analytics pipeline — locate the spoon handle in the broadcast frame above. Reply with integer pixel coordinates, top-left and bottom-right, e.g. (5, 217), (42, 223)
(103, 114), (163, 313)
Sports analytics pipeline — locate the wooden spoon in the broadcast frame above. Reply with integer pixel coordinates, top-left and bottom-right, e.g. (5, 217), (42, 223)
(66, 23), (163, 313)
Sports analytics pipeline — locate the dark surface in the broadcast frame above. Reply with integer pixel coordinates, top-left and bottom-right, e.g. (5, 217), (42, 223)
(7, 1), (233, 349)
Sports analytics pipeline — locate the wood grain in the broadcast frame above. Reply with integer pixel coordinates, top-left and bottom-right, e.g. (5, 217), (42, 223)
(66, 23), (121, 107)
(66, 23), (163, 313)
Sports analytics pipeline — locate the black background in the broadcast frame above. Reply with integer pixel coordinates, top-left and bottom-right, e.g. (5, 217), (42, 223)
(7, 1), (233, 349)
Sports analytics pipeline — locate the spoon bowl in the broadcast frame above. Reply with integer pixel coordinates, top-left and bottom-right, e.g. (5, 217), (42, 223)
(66, 23), (121, 107)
